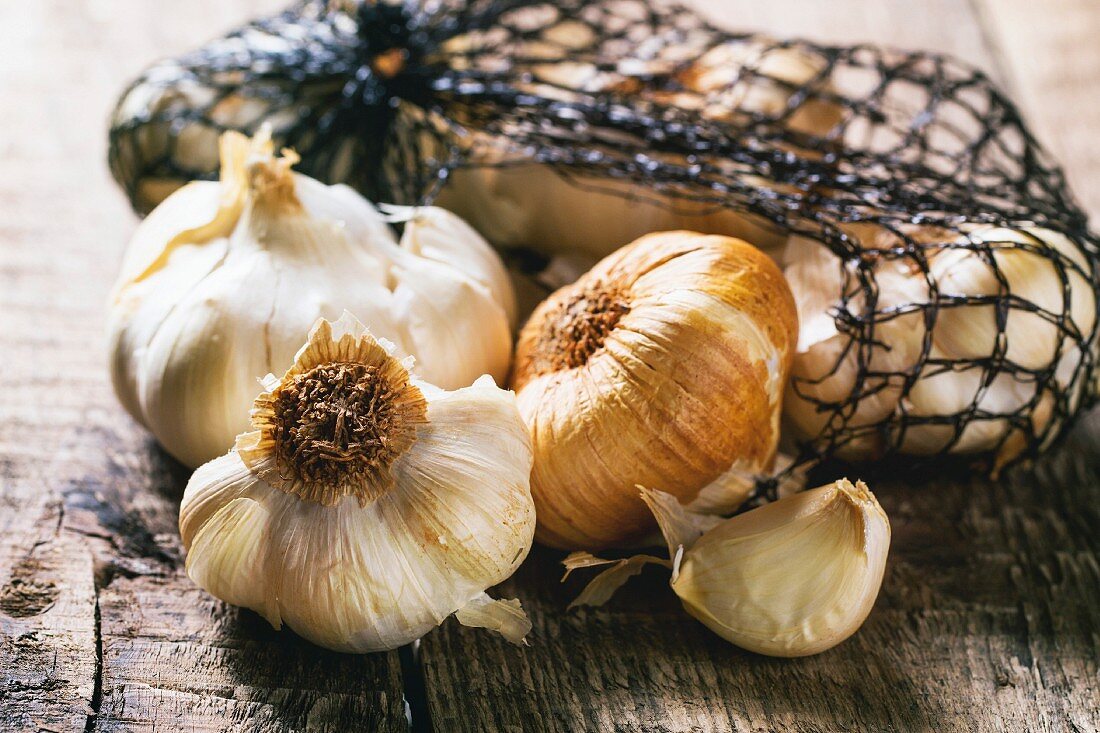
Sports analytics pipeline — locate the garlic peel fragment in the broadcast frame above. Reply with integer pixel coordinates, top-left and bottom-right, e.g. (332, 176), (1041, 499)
(180, 315), (535, 653)
(561, 552), (670, 610)
(454, 593), (532, 646)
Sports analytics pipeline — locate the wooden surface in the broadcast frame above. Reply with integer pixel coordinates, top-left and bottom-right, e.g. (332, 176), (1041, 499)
(1, 1), (1098, 732)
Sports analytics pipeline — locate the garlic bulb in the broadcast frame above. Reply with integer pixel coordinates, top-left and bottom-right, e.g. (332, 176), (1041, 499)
(511, 231), (798, 550)
(109, 129), (515, 468)
(565, 479), (891, 657)
(783, 226), (1097, 465)
(180, 314), (535, 653)
(436, 39), (841, 259)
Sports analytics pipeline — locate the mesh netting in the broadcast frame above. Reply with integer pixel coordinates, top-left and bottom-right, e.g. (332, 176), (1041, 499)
(108, 0), (1100, 496)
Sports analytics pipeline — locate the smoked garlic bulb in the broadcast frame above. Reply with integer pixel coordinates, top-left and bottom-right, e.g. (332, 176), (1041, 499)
(511, 231), (798, 550)
(784, 226), (1098, 466)
(109, 129), (515, 468)
(180, 315), (535, 653)
(565, 479), (891, 657)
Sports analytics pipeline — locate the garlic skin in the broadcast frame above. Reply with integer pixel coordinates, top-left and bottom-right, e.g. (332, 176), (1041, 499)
(437, 167), (790, 262)
(179, 315), (535, 653)
(564, 479), (891, 658)
(511, 231), (798, 550)
(114, 26), (839, 260)
(898, 227), (1094, 462)
(109, 130), (515, 468)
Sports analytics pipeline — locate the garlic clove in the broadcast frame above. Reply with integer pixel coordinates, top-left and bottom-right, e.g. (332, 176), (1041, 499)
(185, 489), (282, 630)
(180, 315), (535, 653)
(563, 480), (891, 657)
(134, 263), (285, 468)
(684, 39), (843, 135)
(389, 256), (515, 391)
(667, 479), (890, 657)
(782, 237), (928, 459)
(898, 361), (1054, 465)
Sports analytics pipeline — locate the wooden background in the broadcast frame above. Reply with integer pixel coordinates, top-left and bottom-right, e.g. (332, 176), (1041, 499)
(2, 1), (1099, 731)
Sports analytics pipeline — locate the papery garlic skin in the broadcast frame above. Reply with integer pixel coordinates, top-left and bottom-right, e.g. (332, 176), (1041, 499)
(109, 130), (515, 468)
(670, 480), (889, 657)
(179, 315), (535, 653)
(782, 235), (929, 459)
(436, 165), (791, 262)
(511, 231), (798, 550)
(115, 25), (839, 260)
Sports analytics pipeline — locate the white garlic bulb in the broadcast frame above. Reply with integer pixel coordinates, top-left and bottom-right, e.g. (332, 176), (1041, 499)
(180, 314), (535, 653)
(109, 129), (516, 468)
(565, 479), (890, 657)
(898, 226), (1094, 460)
(783, 226), (1097, 464)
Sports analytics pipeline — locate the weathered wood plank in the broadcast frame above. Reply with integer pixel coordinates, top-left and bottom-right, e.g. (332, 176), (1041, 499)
(0, 2), (408, 731)
(96, 576), (406, 732)
(417, 2), (1100, 731)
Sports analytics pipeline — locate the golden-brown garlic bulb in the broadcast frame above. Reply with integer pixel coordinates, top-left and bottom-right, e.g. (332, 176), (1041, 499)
(510, 231), (798, 550)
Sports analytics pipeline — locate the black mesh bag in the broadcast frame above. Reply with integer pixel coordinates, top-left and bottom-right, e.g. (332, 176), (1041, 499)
(108, 0), (1100, 497)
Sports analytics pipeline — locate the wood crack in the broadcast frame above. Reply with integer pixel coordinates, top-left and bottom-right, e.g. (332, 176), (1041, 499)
(400, 641), (434, 733)
(83, 583), (103, 733)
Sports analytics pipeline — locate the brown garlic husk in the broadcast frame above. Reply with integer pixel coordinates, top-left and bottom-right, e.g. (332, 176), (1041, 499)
(510, 231), (798, 550)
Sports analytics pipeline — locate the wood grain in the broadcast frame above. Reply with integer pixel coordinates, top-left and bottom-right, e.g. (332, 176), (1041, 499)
(422, 423), (1100, 732)
(1, 1), (1099, 732)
